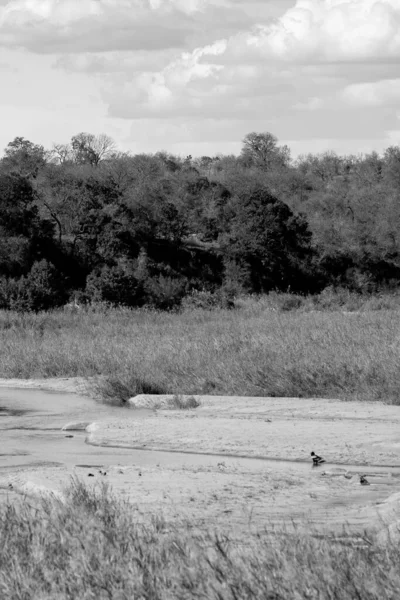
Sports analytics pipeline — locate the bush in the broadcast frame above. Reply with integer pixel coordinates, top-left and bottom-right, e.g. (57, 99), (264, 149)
(0, 260), (67, 311)
(312, 287), (365, 311)
(144, 275), (187, 310)
(85, 265), (141, 307)
(276, 293), (304, 312)
(95, 373), (168, 406)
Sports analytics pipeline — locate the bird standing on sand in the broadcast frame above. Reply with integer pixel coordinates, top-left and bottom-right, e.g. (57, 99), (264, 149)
(360, 475), (370, 485)
(311, 451), (325, 466)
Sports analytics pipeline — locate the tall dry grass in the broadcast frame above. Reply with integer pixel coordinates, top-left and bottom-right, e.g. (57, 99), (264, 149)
(0, 479), (398, 599)
(0, 293), (400, 403)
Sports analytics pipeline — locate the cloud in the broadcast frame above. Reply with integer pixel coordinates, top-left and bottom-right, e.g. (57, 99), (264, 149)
(55, 50), (178, 75)
(105, 37), (295, 120)
(2, 0), (400, 156)
(293, 97), (323, 110)
(101, 0), (400, 124)
(341, 78), (400, 107)
(0, 0), (254, 52)
(244, 0), (400, 63)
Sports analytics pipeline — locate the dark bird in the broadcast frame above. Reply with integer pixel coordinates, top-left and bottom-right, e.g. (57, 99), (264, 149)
(311, 451), (326, 466)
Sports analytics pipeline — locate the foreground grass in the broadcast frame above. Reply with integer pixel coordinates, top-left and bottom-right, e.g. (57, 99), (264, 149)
(0, 480), (398, 600)
(0, 292), (400, 403)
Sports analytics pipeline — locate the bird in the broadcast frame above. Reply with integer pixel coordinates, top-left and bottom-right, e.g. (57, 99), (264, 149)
(311, 451), (325, 466)
(360, 475), (370, 486)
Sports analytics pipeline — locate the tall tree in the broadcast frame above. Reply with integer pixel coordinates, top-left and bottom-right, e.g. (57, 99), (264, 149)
(1, 137), (47, 178)
(70, 133), (117, 166)
(221, 188), (315, 293)
(241, 132), (291, 170)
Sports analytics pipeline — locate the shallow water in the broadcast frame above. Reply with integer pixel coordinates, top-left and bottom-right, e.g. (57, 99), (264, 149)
(1, 387), (400, 479)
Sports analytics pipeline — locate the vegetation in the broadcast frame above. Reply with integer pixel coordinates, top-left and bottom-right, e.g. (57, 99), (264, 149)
(1, 133), (399, 597)
(1, 132), (400, 311)
(1, 291), (400, 404)
(0, 479), (398, 599)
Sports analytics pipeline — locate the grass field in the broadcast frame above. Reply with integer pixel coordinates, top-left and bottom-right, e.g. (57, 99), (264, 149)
(0, 479), (398, 600)
(0, 292), (399, 404)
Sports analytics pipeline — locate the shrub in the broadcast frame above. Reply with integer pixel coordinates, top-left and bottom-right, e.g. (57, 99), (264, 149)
(85, 265), (141, 307)
(168, 394), (201, 409)
(144, 275), (187, 310)
(0, 260), (67, 311)
(276, 293), (304, 312)
(95, 373), (168, 406)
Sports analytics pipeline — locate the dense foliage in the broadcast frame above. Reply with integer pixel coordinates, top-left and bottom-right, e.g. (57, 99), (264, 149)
(1, 131), (399, 310)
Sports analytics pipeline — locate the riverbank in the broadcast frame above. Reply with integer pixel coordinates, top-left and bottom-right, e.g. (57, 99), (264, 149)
(1, 302), (400, 403)
(1, 385), (400, 546)
(0, 377), (90, 394)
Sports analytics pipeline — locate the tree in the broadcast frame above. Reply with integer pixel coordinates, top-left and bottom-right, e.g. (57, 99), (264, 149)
(70, 133), (117, 166)
(241, 132), (291, 170)
(221, 188), (315, 293)
(50, 143), (74, 165)
(1, 137), (47, 178)
(0, 173), (55, 277)
(383, 146), (400, 187)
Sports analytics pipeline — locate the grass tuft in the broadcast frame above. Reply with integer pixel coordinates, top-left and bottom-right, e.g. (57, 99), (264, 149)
(0, 480), (398, 599)
(93, 374), (169, 406)
(169, 394), (201, 409)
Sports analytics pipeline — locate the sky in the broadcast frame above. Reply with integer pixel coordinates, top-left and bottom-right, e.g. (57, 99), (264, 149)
(0, 0), (400, 159)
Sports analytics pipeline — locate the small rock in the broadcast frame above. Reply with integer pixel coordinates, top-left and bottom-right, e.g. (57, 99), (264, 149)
(88, 473), (94, 477)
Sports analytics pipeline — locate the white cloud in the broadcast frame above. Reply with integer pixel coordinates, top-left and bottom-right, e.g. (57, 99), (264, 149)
(102, 0), (400, 123)
(293, 97), (323, 110)
(0, 0), (253, 52)
(0, 0), (204, 24)
(1, 0), (400, 157)
(342, 78), (400, 106)
(241, 0), (400, 63)
(106, 39), (237, 117)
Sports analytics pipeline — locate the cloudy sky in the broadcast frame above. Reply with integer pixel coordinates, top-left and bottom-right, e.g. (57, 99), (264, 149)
(0, 0), (400, 158)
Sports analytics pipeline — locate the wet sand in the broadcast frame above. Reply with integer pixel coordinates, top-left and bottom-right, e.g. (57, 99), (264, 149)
(1, 382), (400, 542)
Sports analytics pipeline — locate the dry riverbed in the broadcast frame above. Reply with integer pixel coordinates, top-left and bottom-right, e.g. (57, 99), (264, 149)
(1, 379), (400, 544)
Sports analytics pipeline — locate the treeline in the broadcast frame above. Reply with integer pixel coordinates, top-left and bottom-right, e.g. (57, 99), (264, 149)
(0, 131), (399, 311)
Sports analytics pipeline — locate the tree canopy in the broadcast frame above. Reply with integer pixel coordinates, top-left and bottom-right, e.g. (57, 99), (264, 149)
(0, 131), (399, 310)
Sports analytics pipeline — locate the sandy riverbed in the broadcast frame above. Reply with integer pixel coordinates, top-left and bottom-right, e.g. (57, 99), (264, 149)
(1, 379), (400, 543)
